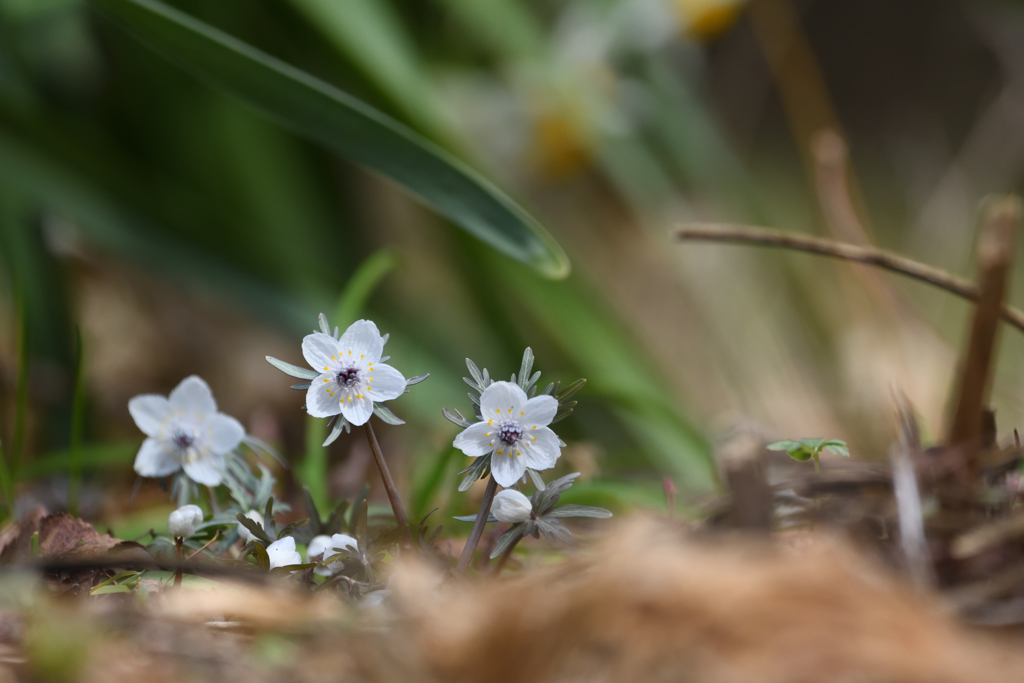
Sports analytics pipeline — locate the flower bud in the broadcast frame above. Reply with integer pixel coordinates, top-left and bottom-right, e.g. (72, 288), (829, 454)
(315, 534), (357, 577)
(168, 504), (203, 539)
(491, 489), (533, 523)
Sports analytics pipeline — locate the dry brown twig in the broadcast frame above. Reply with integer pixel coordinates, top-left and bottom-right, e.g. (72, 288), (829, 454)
(673, 222), (1024, 334)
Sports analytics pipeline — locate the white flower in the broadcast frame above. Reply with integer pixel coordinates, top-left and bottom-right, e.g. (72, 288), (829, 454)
(237, 509), (263, 542)
(491, 489), (534, 523)
(308, 533), (358, 576)
(266, 537), (302, 571)
(128, 376), (245, 486)
(453, 381), (562, 487)
(168, 504), (204, 539)
(302, 320), (407, 426)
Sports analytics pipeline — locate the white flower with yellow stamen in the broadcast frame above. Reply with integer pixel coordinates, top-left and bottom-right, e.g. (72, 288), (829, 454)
(453, 381), (562, 487)
(128, 376), (245, 487)
(302, 320), (407, 426)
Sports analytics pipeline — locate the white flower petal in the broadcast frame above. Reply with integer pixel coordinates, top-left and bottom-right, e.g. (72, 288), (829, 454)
(522, 426), (561, 471)
(491, 489), (533, 523)
(207, 414), (245, 453)
(521, 395), (558, 428)
(453, 422), (496, 457)
(315, 533), (358, 576)
(339, 393), (373, 426)
(237, 509), (263, 542)
(267, 537), (302, 570)
(307, 535), (332, 560)
(306, 374), (343, 419)
(480, 381), (528, 421)
(338, 320), (384, 364)
(302, 332), (343, 373)
(490, 448), (526, 488)
(128, 395), (171, 437)
(133, 438), (181, 478)
(366, 363), (406, 401)
(169, 376), (217, 415)
(168, 504), (204, 538)
(182, 451), (226, 486)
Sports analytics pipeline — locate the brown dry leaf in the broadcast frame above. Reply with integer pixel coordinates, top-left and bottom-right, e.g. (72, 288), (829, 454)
(0, 506), (47, 565)
(38, 514), (120, 560)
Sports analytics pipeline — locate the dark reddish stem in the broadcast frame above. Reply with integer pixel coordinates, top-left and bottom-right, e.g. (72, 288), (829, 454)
(363, 422), (414, 544)
(455, 477), (498, 576)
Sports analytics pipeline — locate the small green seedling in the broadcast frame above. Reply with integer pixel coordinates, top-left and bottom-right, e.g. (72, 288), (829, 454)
(766, 438), (849, 473)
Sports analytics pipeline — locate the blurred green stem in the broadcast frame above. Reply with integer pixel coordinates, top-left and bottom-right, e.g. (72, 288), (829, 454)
(302, 416), (328, 513)
(0, 439), (12, 518)
(68, 327), (85, 517)
(455, 476), (497, 576)
(11, 281), (27, 488)
(362, 421), (412, 544)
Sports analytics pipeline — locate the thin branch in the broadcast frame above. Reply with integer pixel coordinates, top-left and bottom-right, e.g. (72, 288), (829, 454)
(186, 530), (221, 561)
(455, 477), (498, 576)
(362, 422), (414, 545)
(673, 223), (1024, 334)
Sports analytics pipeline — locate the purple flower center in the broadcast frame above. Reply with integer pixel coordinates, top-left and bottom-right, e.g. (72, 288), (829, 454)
(335, 366), (360, 387)
(172, 430), (195, 450)
(497, 419), (523, 446)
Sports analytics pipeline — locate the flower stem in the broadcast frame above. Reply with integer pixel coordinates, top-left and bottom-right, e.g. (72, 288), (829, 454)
(362, 422), (413, 544)
(174, 538), (184, 588)
(455, 476), (498, 576)
(492, 533), (523, 576)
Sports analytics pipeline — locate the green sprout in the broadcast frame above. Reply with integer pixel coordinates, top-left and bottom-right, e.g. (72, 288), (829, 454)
(766, 438), (849, 473)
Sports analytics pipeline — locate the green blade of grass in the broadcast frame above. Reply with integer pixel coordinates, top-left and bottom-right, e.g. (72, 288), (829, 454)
(412, 447), (457, 522)
(284, 0), (446, 140)
(11, 277), (28, 490)
(301, 416), (328, 515)
(332, 248), (399, 327)
(89, 0), (570, 279)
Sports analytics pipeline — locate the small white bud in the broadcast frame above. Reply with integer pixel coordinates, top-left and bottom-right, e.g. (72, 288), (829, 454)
(237, 509), (264, 542)
(491, 489), (533, 524)
(315, 533), (357, 577)
(168, 504), (204, 539)
(266, 537), (302, 570)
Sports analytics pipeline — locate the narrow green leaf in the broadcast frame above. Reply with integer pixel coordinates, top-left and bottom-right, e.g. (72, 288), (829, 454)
(371, 403), (405, 426)
(545, 505), (612, 519)
(353, 499), (369, 550)
(266, 356), (317, 380)
(237, 513), (271, 545)
(489, 525), (525, 559)
(412, 447), (456, 520)
(90, 0), (569, 278)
